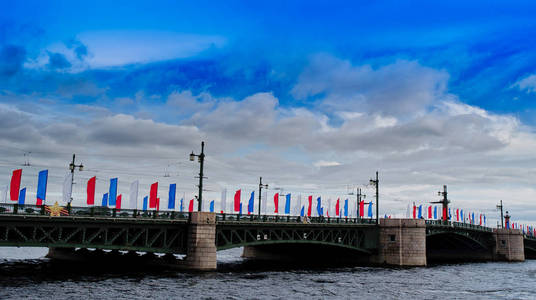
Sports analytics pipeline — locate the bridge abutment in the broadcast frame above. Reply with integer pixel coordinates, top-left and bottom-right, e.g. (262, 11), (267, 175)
(494, 228), (524, 262)
(373, 218), (427, 267)
(181, 212), (217, 271)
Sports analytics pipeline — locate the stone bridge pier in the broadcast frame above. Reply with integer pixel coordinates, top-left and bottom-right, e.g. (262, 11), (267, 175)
(494, 228), (524, 262)
(372, 218), (427, 266)
(181, 212), (217, 271)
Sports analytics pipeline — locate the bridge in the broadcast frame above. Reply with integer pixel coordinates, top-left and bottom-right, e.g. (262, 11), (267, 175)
(0, 203), (533, 270)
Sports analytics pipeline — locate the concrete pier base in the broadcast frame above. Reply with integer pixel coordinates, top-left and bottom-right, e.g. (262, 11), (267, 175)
(372, 218), (427, 266)
(181, 212), (217, 271)
(494, 228), (525, 262)
(46, 247), (82, 261)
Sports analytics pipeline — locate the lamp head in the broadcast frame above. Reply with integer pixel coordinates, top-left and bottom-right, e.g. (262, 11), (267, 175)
(189, 152), (195, 161)
(79, 164), (84, 171)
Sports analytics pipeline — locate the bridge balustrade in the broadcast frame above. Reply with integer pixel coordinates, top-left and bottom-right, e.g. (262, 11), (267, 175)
(215, 213), (376, 225)
(0, 203), (378, 225)
(425, 219), (493, 232)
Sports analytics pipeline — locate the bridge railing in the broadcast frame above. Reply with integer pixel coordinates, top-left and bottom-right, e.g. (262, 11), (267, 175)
(0, 203), (191, 221)
(215, 213), (377, 225)
(525, 234), (536, 241)
(0, 203), (378, 224)
(425, 219), (493, 232)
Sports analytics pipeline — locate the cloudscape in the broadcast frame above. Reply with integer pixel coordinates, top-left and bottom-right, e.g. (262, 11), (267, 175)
(1, 1), (536, 225)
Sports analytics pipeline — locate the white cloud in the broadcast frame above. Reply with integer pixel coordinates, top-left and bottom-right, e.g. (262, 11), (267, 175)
(78, 30), (226, 68)
(313, 160), (341, 167)
(512, 74), (536, 93)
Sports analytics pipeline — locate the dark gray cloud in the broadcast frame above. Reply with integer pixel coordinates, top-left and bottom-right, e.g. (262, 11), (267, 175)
(47, 52), (71, 69)
(292, 54), (449, 117)
(0, 45), (26, 77)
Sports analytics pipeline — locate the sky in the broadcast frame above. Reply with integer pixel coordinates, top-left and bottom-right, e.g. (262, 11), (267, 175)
(1, 1), (536, 225)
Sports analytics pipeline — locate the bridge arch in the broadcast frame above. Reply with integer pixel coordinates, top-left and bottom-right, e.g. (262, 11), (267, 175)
(215, 224), (377, 263)
(216, 239), (372, 254)
(426, 231), (493, 262)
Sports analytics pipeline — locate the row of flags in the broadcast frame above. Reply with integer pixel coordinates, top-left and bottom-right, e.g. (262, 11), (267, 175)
(2, 169), (195, 212)
(507, 220), (536, 237)
(3, 169), (536, 235)
(411, 204), (487, 226)
(2, 169), (377, 218)
(229, 189), (374, 218)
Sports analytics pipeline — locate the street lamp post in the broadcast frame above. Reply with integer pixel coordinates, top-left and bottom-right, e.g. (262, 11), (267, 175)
(369, 171), (379, 224)
(190, 141), (205, 212)
(348, 187), (365, 219)
(357, 188), (365, 219)
(431, 185), (450, 222)
(68, 154), (83, 210)
(496, 200), (504, 228)
(258, 177), (268, 217)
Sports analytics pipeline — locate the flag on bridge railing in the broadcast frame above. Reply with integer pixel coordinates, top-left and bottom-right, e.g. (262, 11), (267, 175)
(18, 187), (26, 205)
(479, 214), (482, 226)
(434, 206), (437, 219)
(472, 212), (475, 225)
(210, 200), (215, 212)
(484, 215), (486, 226)
(220, 188), (227, 213)
(189, 199), (194, 212)
(2, 184), (7, 203)
(102, 193), (108, 206)
(285, 194), (291, 214)
(168, 184), (176, 210)
(413, 204), (416, 219)
(449, 208), (452, 220)
(143, 196), (148, 211)
(234, 189), (241, 212)
(149, 182), (158, 209)
(418, 205), (422, 219)
(156, 197), (160, 211)
(87, 176), (96, 206)
(248, 191), (254, 215)
(239, 202), (243, 216)
(36, 170), (48, 206)
(63, 173), (73, 204)
(109, 178), (118, 206)
(359, 200), (364, 217)
(456, 208), (459, 222)
(300, 206), (305, 217)
(428, 206), (432, 219)
(10, 169), (22, 201)
(294, 194), (302, 216)
(335, 198), (340, 217)
(116, 194), (122, 211)
(316, 197), (322, 216)
(306, 196), (312, 217)
(344, 199), (348, 217)
(129, 180), (138, 210)
(262, 189), (268, 214)
(368, 201), (373, 218)
(274, 193), (279, 214)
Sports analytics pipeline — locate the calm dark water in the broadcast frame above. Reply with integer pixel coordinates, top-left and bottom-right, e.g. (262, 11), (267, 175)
(0, 247), (535, 299)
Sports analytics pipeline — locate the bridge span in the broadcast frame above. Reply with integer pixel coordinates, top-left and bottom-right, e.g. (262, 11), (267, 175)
(0, 203), (533, 270)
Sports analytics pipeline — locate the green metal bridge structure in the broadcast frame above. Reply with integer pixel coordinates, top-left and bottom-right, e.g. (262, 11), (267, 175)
(0, 203), (533, 270)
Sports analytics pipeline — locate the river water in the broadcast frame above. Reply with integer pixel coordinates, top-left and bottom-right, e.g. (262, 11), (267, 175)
(0, 247), (535, 299)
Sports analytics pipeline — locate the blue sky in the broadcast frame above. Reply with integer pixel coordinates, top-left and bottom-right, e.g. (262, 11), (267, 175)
(1, 1), (536, 222)
(2, 1), (536, 119)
